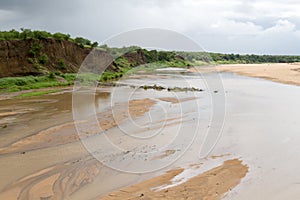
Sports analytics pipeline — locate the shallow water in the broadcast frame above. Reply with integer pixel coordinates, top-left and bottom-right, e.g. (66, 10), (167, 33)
(0, 71), (299, 199)
(219, 73), (300, 200)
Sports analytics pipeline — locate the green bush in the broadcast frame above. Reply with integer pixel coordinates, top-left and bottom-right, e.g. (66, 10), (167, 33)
(75, 37), (91, 46)
(53, 32), (71, 41)
(62, 73), (76, 82)
(29, 42), (42, 57)
(33, 63), (40, 70)
(58, 59), (66, 70)
(32, 31), (51, 39)
(48, 72), (56, 79)
(27, 57), (34, 64)
(39, 54), (48, 64)
(0, 29), (98, 50)
(91, 42), (98, 48)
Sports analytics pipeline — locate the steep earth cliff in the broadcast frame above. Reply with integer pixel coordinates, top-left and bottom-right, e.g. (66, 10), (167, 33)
(0, 39), (147, 78)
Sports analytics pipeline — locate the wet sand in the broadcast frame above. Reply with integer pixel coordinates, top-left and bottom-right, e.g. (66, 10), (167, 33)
(0, 98), (156, 154)
(0, 88), (208, 200)
(0, 96), (157, 199)
(100, 159), (248, 200)
(190, 63), (300, 86)
(0, 155), (102, 200)
(158, 97), (198, 104)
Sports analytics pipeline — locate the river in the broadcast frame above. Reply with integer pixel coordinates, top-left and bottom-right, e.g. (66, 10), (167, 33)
(0, 70), (299, 199)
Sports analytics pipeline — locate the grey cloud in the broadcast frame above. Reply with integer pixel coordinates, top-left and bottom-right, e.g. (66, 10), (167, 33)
(1, 0), (300, 54)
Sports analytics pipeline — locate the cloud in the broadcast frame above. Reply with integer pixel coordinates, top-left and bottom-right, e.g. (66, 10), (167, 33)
(263, 19), (296, 33)
(1, 0), (300, 54)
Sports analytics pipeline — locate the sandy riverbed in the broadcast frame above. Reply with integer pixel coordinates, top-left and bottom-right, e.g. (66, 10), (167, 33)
(0, 98), (156, 154)
(2, 68), (300, 200)
(0, 88), (214, 200)
(190, 63), (300, 86)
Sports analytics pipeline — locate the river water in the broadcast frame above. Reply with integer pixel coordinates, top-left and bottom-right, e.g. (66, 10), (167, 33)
(0, 71), (299, 199)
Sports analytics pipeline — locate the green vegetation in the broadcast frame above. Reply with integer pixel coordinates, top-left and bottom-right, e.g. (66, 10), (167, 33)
(114, 56), (132, 68)
(0, 28), (98, 48)
(29, 42), (43, 57)
(91, 42), (98, 48)
(17, 90), (61, 98)
(178, 51), (300, 64)
(39, 54), (48, 64)
(126, 61), (187, 75)
(0, 72), (109, 94)
(27, 42), (46, 69)
(58, 59), (66, 70)
(105, 46), (141, 58)
(99, 71), (124, 82)
(53, 32), (70, 41)
(0, 73), (76, 93)
(210, 53), (300, 64)
(74, 37), (91, 46)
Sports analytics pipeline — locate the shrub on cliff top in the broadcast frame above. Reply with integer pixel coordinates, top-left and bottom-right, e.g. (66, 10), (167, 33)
(0, 29), (97, 47)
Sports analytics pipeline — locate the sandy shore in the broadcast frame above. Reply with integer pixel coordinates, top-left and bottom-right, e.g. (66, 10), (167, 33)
(190, 63), (300, 86)
(100, 159), (248, 200)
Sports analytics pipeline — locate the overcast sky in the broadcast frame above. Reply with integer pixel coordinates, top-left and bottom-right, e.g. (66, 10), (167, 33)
(1, 0), (300, 54)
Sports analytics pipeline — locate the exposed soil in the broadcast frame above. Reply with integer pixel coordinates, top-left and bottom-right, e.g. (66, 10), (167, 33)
(0, 39), (147, 78)
(0, 38), (92, 77)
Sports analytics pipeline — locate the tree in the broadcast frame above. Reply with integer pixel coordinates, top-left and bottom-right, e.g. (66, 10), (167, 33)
(53, 33), (66, 41)
(33, 31), (51, 39)
(19, 28), (33, 40)
(91, 42), (98, 48)
(75, 37), (91, 46)
(99, 44), (108, 49)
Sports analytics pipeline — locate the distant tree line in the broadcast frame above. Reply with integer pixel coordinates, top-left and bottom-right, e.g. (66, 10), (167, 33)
(178, 51), (300, 64)
(0, 29), (98, 48)
(209, 53), (300, 63)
